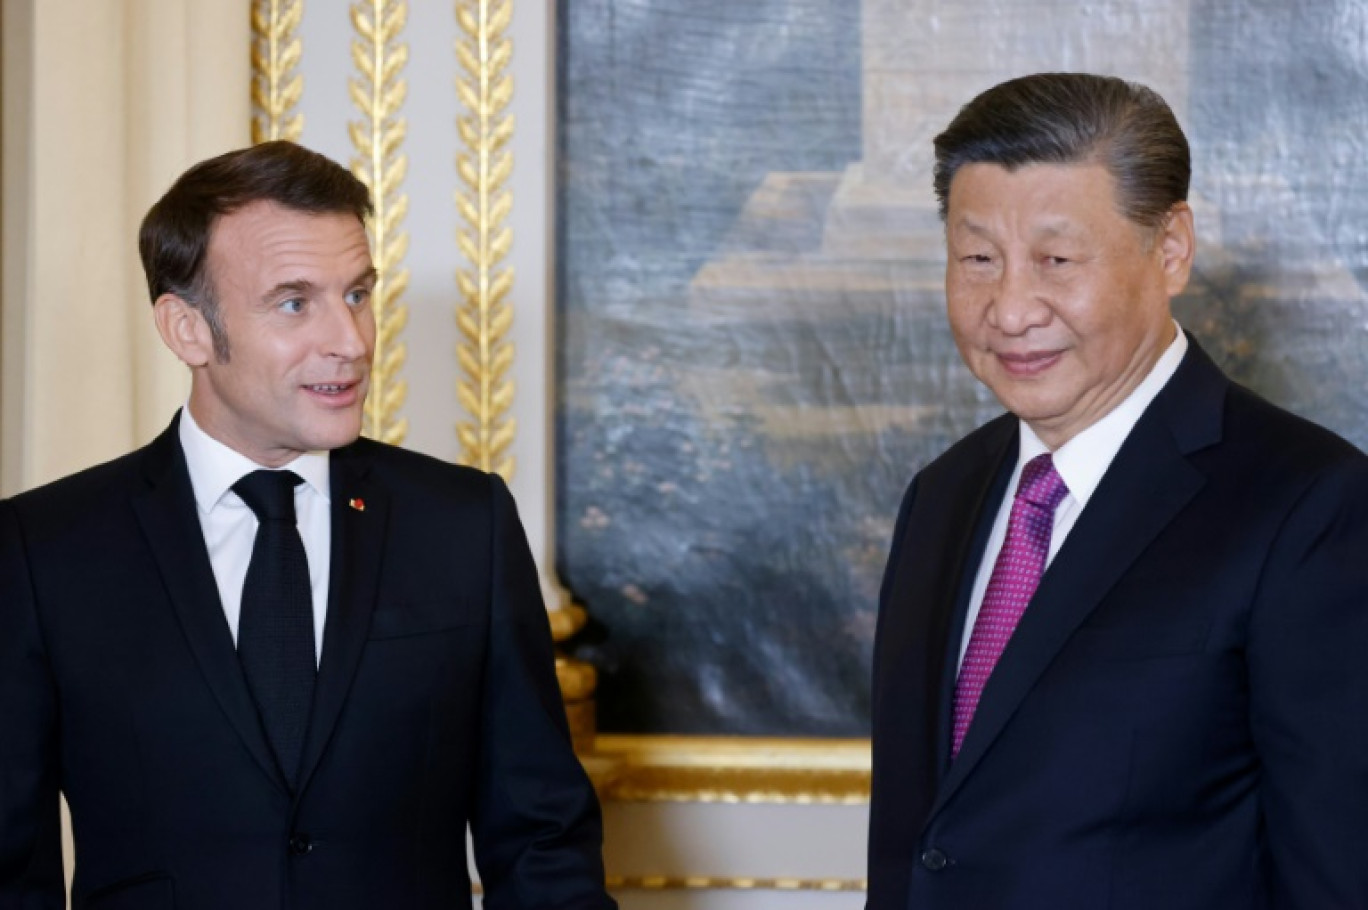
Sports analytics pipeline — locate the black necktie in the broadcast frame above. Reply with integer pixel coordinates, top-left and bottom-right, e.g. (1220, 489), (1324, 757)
(233, 469), (315, 788)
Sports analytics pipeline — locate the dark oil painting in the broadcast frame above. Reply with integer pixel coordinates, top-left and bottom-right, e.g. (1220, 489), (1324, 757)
(555, 0), (1368, 736)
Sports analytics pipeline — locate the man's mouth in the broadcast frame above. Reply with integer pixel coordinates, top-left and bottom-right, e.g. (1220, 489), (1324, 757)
(302, 381), (363, 401)
(995, 350), (1062, 377)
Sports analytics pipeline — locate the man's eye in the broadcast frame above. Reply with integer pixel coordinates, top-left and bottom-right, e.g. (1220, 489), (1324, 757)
(1044, 256), (1070, 266)
(345, 288), (371, 308)
(962, 254), (993, 265)
(279, 298), (305, 314)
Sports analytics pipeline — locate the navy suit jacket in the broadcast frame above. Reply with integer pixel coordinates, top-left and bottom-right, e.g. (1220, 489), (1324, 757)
(0, 417), (614, 910)
(868, 341), (1368, 909)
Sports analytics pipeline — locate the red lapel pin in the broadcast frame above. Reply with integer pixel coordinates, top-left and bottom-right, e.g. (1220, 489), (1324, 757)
(348, 498), (366, 512)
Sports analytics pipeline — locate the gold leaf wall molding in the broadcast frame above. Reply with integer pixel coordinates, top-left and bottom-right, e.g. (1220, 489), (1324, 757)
(475, 876), (867, 895)
(606, 875), (868, 893)
(349, 0), (411, 445)
(250, 0), (305, 143)
(590, 735), (872, 805)
(453, 0), (516, 480)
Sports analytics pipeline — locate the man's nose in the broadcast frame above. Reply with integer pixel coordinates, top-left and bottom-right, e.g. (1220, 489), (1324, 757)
(325, 298), (372, 360)
(987, 261), (1051, 335)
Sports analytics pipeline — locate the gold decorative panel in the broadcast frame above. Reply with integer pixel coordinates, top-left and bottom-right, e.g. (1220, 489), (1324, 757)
(453, 0), (517, 480)
(589, 735), (870, 805)
(250, 0), (304, 143)
(606, 875), (867, 892)
(348, 0), (411, 445)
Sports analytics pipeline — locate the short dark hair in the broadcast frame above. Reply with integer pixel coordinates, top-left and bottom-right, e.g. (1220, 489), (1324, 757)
(138, 141), (372, 359)
(933, 73), (1190, 231)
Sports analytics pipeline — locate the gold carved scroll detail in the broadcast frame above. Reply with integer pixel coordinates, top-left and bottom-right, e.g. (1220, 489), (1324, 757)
(587, 735), (871, 804)
(349, 0), (411, 445)
(606, 875), (867, 892)
(453, 0), (516, 480)
(250, 0), (305, 143)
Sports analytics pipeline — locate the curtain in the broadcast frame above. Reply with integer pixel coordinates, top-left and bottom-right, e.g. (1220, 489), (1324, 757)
(1, 0), (248, 494)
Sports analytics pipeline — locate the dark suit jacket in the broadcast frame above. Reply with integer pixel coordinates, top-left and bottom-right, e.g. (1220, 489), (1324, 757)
(0, 417), (614, 910)
(868, 341), (1368, 909)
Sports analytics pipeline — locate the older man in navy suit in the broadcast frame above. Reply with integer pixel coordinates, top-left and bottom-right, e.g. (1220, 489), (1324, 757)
(868, 73), (1368, 908)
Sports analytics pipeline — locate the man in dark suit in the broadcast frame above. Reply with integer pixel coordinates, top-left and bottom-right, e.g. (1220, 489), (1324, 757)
(0, 142), (615, 909)
(868, 73), (1368, 908)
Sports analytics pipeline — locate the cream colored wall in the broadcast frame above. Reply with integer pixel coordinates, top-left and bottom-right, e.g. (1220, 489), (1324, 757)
(1, 0), (249, 495)
(1, 0), (250, 896)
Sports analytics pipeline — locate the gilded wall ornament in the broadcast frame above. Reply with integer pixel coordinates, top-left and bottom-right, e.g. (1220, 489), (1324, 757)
(453, 0), (516, 479)
(250, 0), (304, 143)
(349, 0), (411, 445)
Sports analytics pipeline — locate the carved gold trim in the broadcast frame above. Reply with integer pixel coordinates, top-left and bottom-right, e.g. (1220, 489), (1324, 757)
(606, 875), (868, 892)
(250, 0), (305, 143)
(453, 0), (516, 480)
(349, 0), (411, 445)
(589, 735), (871, 804)
(550, 604), (598, 753)
(476, 876), (866, 895)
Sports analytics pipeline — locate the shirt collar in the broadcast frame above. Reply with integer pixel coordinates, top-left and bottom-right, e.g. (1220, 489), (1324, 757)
(178, 405), (331, 515)
(1017, 321), (1188, 507)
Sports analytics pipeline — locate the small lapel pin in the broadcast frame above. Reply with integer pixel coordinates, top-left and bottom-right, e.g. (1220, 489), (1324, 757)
(349, 498), (366, 512)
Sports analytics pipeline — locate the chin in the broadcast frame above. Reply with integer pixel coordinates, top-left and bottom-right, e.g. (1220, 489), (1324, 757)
(303, 421), (364, 453)
(994, 390), (1070, 426)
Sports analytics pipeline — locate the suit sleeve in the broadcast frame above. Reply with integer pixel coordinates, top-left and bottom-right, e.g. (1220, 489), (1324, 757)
(468, 476), (615, 910)
(0, 501), (65, 908)
(1248, 458), (1368, 906)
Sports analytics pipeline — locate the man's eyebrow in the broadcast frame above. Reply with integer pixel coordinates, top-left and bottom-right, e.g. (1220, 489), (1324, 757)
(1031, 220), (1084, 240)
(949, 217), (994, 239)
(259, 268), (377, 305)
(259, 279), (316, 305)
(949, 218), (1085, 241)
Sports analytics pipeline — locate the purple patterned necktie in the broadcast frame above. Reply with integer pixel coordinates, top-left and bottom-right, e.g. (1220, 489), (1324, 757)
(951, 453), (1068, 758)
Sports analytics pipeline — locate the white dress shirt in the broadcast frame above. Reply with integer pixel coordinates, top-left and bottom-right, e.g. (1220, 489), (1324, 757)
(957, 324), (1189, 670)
(178, 406), (332, 664)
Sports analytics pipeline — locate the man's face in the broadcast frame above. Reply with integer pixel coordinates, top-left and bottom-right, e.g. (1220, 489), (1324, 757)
(186, 201), (376, 466)
(944, 161), (1192, 449)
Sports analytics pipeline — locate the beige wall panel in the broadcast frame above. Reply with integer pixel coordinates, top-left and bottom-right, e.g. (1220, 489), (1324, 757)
(2, 0), (247, 493)
(27, 0), (138, 487)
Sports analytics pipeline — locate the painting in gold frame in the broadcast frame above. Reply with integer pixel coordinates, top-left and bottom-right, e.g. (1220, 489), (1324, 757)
(557, 0), (1368, 799)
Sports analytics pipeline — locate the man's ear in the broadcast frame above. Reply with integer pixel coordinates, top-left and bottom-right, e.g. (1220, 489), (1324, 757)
(153, 294), (213, 367)
(1158, 202), (1196, 297)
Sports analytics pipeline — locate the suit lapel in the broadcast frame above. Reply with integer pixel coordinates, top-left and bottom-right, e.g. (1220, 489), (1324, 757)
(929, 424), (1018, 774)
(876, 416), (1016, 837)
(131, 418), (286, 792)
(295, 442), (388, 795)
(930, 341), (1225, 820)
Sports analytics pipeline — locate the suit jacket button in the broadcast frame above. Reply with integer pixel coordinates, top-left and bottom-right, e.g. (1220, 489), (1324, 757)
(289, 834), (313, 856)
(921, 848), (949, 871)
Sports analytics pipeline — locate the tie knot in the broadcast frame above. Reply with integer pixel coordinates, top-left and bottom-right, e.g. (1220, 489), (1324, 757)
(1016, 453), (1068, 510)
(233, 470), (302, 523)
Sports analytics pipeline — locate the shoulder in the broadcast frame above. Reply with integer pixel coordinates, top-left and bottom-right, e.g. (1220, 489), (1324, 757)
(1164, 337), (1366, 482)
(887, 412), (1016, 528)
(1220, 381), (1368, 484)
(913, 413), (1016, 488)
(1162, 371), (1368, 542)
(339, 436), (509, 509)
(5, 448), (146, 525)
